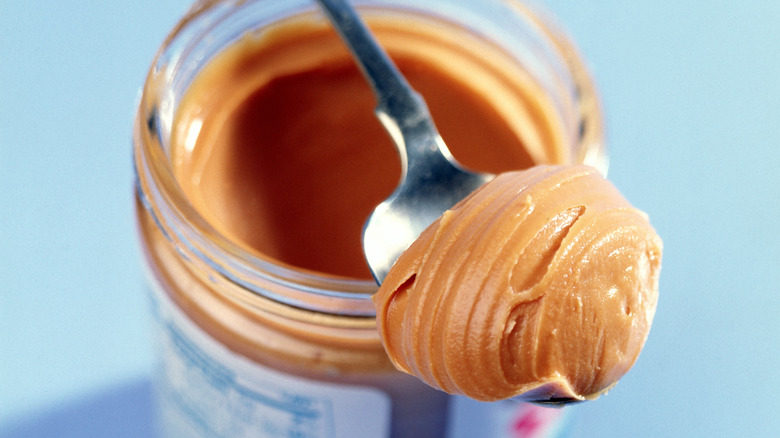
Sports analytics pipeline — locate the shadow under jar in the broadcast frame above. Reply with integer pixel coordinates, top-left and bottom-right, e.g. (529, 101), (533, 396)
(133, 0), (606, 437)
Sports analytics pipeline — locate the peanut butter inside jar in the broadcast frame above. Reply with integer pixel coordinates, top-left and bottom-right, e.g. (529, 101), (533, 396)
(171, 12), (579, 280)
(134, 3), (604, 437)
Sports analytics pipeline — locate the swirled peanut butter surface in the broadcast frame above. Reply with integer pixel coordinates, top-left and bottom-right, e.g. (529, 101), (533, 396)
(374, 165), (662, 403)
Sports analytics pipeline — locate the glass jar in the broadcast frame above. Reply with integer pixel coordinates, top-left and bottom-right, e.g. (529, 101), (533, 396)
(133, 0), (606, 437)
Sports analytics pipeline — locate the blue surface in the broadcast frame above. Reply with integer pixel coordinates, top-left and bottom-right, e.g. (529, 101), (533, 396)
(2, 1), (778, 436)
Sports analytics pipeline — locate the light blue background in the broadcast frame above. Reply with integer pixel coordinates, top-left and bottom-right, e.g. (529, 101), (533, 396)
(2, 0), (778, 436)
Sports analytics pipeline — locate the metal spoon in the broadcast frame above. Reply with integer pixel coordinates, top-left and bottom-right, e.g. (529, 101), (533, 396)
(315, 0), (493, 284)
(316, 1), (581, 407)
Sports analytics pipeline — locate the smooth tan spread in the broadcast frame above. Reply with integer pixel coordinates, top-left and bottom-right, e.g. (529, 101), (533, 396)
(374, 165), (662, 402)
(171, 13), (563, 280)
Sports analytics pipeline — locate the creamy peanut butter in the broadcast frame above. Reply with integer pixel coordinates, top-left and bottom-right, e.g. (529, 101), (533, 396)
(374, 165), (662, 403)
(171, 13), (565, 280)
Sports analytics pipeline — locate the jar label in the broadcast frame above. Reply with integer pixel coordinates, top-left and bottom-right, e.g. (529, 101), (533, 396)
(148, 286), (391, 438)
(147, 282), (568, 438)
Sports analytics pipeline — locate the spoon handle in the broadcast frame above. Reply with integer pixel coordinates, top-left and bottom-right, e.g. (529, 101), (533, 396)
(314, 0), (435, 150)
(316, 0), (493, 283)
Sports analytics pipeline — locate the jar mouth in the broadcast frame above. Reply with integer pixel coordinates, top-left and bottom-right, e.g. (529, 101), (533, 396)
(133, 0), (604, 317)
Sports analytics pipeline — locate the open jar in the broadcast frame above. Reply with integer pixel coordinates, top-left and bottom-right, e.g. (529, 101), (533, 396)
(133, 0), (605, 436)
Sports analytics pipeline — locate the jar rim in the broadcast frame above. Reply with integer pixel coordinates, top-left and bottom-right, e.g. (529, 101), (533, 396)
(133, 0), (605, 317)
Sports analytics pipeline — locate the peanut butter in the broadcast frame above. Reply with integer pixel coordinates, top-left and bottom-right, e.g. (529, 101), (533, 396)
(374, 165), (662, 403)
(171, 13), (564, 280)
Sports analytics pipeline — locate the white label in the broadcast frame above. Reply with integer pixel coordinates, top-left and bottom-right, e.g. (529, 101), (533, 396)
(149, 287), (391, 438)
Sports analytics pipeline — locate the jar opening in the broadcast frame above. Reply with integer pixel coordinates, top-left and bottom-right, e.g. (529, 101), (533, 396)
(134, 0), (604, 317)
